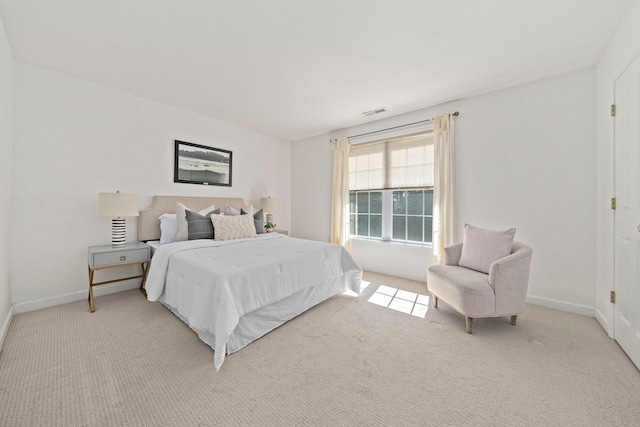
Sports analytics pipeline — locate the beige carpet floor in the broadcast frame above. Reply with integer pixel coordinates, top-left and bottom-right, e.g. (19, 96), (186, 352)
(1, 271), (639, 426)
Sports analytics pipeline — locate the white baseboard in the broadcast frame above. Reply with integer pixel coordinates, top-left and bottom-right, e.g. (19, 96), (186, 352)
(594, 307), (614, 338)
(0, 305), (13, 352)
(13, 280), (141, 314)
(526, 295), (595, 317)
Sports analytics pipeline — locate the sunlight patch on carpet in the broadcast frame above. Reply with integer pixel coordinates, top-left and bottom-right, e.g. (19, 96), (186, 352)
(368, 284), (430, 318)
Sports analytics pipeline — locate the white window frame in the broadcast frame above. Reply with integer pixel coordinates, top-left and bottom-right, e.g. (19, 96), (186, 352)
(348, 122), (434, 246)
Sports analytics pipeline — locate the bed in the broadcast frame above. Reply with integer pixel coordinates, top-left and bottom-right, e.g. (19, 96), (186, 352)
(139, 196), (362, 370)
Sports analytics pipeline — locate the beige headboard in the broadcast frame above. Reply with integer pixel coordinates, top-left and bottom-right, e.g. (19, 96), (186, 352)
(138, 195), (245, 241)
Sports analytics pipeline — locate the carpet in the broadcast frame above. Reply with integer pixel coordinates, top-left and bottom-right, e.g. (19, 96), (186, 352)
(1, 272), (639, 426)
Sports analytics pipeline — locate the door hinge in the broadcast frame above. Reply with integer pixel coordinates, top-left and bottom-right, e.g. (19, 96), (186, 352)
(610, 291), (616, 304)
(611, 197), (616, 210)
(611, 104), (616, 116)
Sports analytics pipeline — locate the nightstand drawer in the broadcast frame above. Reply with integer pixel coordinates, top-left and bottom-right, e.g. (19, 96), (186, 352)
(91, 248), (149, 267)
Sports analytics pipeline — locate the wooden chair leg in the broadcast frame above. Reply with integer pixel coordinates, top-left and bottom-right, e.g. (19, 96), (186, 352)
(433, 294), (438, 308)
(510, 315), (517, 326)
(465, 317), (473, 334)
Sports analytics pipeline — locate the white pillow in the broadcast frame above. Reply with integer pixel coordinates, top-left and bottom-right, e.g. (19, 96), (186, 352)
(458, 224), (516, 274)
(223, 204), (240, 216)
(158, 213), (177, 244)
(210, 214), (257, 241)
(224, 203), (254, 216)
(242, 204), (255, 216)
(176, 203), (217, 242)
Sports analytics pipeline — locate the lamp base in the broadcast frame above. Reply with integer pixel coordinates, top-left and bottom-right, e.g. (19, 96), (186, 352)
(111, 218), (126, 248)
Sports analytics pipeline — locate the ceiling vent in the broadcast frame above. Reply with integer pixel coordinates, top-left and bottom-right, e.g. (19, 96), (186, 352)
(362, 108), (386, 117)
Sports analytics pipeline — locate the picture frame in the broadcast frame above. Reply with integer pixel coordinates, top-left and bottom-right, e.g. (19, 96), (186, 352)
(174, 140), (232, 187)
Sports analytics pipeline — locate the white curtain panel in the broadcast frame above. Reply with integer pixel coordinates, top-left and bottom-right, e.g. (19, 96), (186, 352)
(433, 114), (457, 263)
(330, 137), (351, 247)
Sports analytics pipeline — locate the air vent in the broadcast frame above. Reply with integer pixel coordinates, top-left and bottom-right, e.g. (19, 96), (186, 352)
(362, 108), (386, 117)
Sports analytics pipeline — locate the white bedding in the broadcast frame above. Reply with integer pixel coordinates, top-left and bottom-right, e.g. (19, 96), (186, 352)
(145, 233), (362, 370)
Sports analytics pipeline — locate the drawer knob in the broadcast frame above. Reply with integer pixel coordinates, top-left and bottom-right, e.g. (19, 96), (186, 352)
(120, 255), (126, 261)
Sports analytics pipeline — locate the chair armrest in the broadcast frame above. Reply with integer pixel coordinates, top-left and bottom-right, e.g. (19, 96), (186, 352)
(488, 242), (533, 315)
(444, 242), (463, 266)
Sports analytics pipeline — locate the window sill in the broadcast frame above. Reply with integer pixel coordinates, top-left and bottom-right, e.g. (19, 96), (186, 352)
(349, 236), (433, 249)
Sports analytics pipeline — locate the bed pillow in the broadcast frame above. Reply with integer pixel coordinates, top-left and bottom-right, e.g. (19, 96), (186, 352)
(186, 209), (221, 240)
(241, 208), (264, 234)
(458, 224), (516, 274)
(176, 203), (217, 241)
(158, 213), (178, 244)
(242, 204), (255, 216)
(224, 204), (240, 216)
(224, 203), (254, 216)
(210, 214), (257, 241)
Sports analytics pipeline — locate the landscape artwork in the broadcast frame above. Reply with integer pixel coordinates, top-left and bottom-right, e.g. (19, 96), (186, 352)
(174, 140), (232, 186)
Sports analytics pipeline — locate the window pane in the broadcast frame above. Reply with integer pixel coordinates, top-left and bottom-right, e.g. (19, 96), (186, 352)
(370, 215), (382, 238)
(424, 216), (433, 243)
(357, 192), (369, 213)
(349, 214), (356, 235)
(407, 217), (423, 242)
(370, 192), (382, 213)
(424, 189), (433, 215)
(357, 215), (369, 236)
(393, 191), (406, 214)
(393, 216), (406, 240)
(407, 190), (423, 215)
(349, 192), (356, 214)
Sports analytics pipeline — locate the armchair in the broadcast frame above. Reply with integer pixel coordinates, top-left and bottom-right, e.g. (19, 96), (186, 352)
(427, 241), (533, 334)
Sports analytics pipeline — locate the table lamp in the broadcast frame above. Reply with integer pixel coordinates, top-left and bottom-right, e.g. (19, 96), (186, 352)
(260, 196), (279, 229)
(96, 191), (139, 248)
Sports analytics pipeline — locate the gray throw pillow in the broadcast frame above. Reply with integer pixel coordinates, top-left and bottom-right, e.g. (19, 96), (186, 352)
(242, 208), (264, 234)
(458, 224), (516, 274)
(186, 209), (220, 240)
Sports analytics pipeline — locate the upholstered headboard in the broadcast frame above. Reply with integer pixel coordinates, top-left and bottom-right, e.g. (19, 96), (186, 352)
(138, 195), (246, 241)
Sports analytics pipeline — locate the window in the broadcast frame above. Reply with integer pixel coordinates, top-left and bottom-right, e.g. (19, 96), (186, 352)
(349, 191), (382, 238)
(348, 131), (434, 245)
(392, 189), (433, 242)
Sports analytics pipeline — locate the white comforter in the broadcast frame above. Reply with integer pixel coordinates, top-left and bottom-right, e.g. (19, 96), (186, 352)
(145, 233), (362, 370)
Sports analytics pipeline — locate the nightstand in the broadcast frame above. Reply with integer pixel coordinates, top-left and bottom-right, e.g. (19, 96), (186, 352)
(87, 242), (150, 312)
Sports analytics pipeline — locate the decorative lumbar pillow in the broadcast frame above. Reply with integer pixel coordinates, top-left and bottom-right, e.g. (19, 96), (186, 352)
(458, 223), (516, 274)
(242, 208), (264, 234)
(176, 203), (217, 241)
(186, 209), (221, 240)
(210, 214), (257, 241)
(158, 213), (178, 244)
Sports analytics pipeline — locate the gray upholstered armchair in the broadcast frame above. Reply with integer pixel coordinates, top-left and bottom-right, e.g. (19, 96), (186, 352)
(427, 240), (533, 334)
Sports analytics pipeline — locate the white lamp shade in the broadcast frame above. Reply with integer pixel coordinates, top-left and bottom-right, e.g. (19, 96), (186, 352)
(96, 192), (139, 218)
(260, 197), (279, 213)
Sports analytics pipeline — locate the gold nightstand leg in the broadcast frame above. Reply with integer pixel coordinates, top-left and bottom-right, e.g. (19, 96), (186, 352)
(88, 266), (95, 313)
(139, 261), (150, 297)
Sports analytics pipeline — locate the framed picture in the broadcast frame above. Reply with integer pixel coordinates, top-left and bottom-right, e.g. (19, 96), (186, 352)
(174, 140), (232, 186)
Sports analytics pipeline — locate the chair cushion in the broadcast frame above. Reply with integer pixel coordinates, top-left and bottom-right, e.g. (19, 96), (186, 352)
(458, 224), (516, 274)
(427, 265), (495, 317)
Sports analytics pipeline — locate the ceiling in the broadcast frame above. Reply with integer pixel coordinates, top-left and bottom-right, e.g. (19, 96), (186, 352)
(0, 1), (635, 141)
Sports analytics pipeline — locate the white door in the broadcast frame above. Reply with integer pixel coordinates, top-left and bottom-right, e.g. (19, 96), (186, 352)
(614, 54), (640, 369)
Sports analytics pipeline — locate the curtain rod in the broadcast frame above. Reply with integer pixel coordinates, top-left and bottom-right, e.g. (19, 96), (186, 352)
(330, 111), (459, 143)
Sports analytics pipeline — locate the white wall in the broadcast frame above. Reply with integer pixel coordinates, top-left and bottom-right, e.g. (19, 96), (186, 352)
(595, 2), (640, 335)
(0, 17), (14, 348)
(11, 62), (291, 311)
(293, 67), (597, 314)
